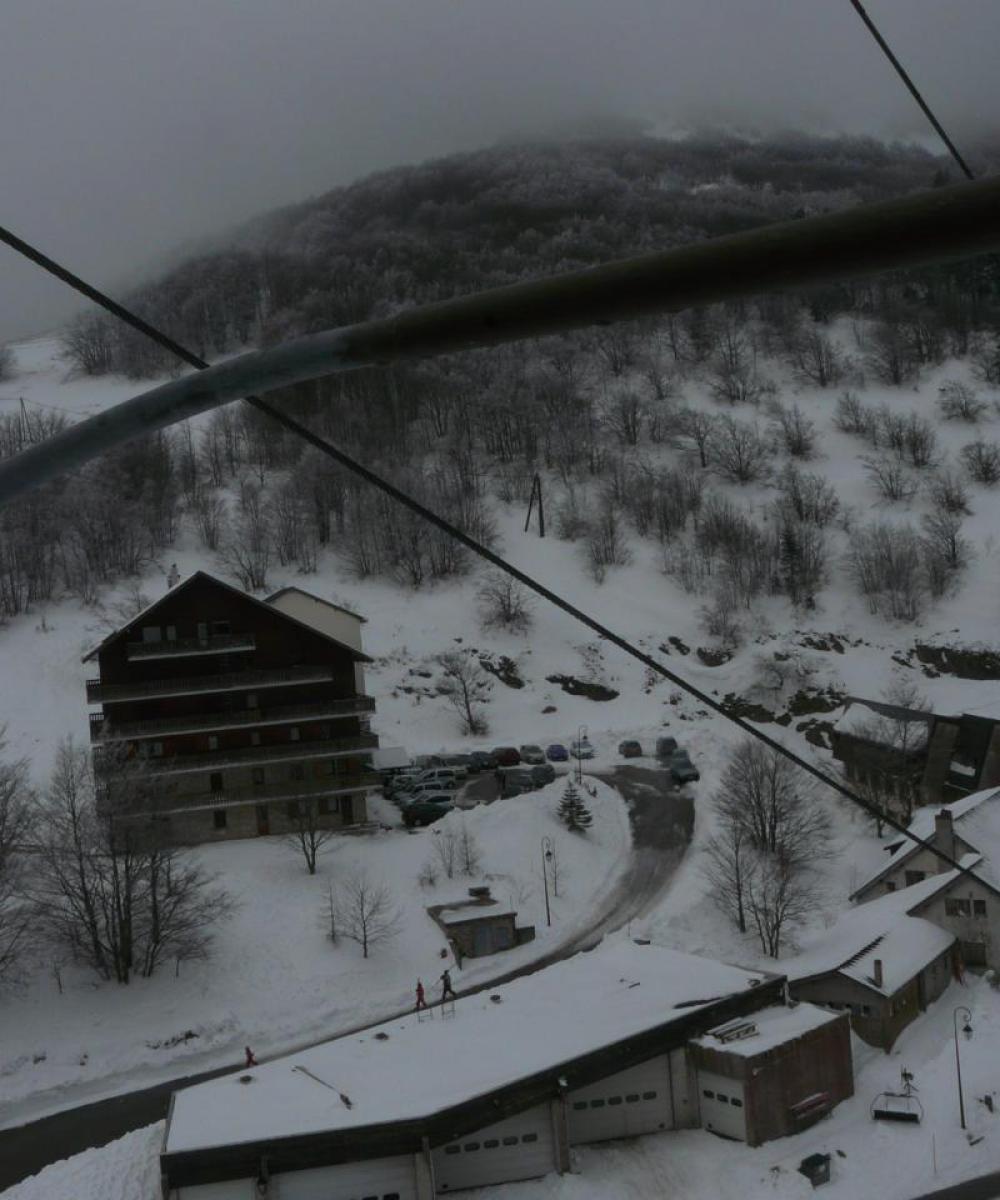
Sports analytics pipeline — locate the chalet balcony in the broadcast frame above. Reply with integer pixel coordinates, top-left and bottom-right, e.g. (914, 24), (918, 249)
(94, 733), (379, 777)
(108, 772), (380, 817)
(88, 695), (376, 742)
(126, 633), (255, 661)
(85, 665), (337, 705)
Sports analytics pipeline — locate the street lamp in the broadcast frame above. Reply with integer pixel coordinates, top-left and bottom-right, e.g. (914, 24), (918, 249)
(575, 724), (588, 785)
(953, 1005), (973, 1130)
(541, 836), (553, 927)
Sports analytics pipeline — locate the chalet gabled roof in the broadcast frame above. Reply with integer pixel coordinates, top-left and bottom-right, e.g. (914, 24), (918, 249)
(81, 572), (371, 664)
(849, 786), (1000, 900)
(832, 696), (935, 742)
(266, 586), (367, 623)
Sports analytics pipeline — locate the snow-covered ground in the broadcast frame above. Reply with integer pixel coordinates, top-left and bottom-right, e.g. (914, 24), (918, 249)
(0, 780), (629, 1124)
(3, 333), (1000, 1194)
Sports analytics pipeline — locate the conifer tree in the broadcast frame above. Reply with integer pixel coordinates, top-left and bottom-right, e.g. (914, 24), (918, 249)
(557, 780), (593, 833)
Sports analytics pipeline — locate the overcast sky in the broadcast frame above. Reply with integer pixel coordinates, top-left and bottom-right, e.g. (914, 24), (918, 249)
(1, 0), (997, 342)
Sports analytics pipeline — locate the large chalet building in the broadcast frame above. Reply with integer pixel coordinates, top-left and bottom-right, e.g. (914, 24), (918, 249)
(83, 572), (378, 844)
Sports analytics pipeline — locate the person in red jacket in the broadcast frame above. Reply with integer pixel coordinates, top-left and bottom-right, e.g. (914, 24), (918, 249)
(415, 979), (427, 1010)
(245, 1046), (258, 1068)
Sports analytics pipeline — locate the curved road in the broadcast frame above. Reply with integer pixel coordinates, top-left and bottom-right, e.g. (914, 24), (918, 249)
(0, 767), (690, 1192)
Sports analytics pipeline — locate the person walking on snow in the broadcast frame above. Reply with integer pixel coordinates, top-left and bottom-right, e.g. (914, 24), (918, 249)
(415, 979), (427, 1010)
(244, 1046), (258, 1068)
(440, 968), (456, 1002)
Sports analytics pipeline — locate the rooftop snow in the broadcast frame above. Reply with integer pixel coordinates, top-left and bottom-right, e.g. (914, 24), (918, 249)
(692, 1002), (840, 1057)
(832, 697), (933, 741)
(437, 901), (516, 925)
(164, 942), (772, 1153)
(852, 787), (1000, 897)
(787, 876), (965, 995)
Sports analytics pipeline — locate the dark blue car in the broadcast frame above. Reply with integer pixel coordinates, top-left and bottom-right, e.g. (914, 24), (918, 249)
(546, 743), (569, 762)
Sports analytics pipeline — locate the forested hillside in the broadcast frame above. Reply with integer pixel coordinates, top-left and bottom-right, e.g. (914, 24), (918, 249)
(3, 131), (1000, 631)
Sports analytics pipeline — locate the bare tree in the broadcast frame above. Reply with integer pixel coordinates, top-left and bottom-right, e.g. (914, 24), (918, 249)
(0, 732), (33, 984)
(604, 390), (646, 446)
(709, 415), (771, 484)
(457, 822), (483, 876)
(770, 403), (817, 459)
(586, 498), (631, 582)
(433, 827), (459, 879)
(436, 651), (492, 736)
(937, 381), (987, 423)
(743, 847), (819, 958)
(284, 799), (338, 875)
(847, 522), (926, 621)
(477, 570), (533, 634)
(834, 391), (876, 437)
(702, 817), (751, 934)
(707, 326), (769, 406)
(333, 869), (401, 958)
(961, 441), (1000, 486)
(673, 408), (717, 468)
(787, 327), (845, 388)
(220, 481), (271, 591)
(862, 455), (918, 503)
(926, 467), (971, 516)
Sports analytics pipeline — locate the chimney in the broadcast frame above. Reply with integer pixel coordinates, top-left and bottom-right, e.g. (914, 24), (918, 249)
(935, 808), (956, 866)
(873, 959), (884, 989)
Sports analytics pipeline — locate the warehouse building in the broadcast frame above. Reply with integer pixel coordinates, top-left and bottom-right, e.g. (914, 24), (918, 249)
(161, 942), (855, 1198)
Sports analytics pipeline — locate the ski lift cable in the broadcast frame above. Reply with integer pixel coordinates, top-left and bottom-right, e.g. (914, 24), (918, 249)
(0, 196), (999, 891)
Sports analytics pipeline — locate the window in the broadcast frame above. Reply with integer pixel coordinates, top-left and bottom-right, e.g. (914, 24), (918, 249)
(462, 1142), (479, 1152)
(625, 1094), (640, 1103)
(905, 870), (926, 887)
(501, 1136), (518, 1146)
(946, 898), (972, 917)
(151, 742), (164, 757)
(642, 1091), (657, 1100)
(885, 881), (897, 893)
(213, 810), (227, 830)
(246, 693), (258, 709)
(974, 899), (987, 916)
(483, 1139), (499, 1149)
(861, 1005), (872, 1017)
(197, 622), (208, 642)
(384, 1193), (400, 1200)
(289, 727), (300, 742)
(251, 731), (261, 746)
(718, 1094), (730, 1104)
(731, 1097), (743, 1108)
(211, 620), (231, 635)
(286, 802), (300, 820)
(608, 1096), (623, 1106)
(252, 768), (265, 786)
(290, 765), (305, 781)
(166, 625), (177, 641)
(141, 626), (161, 643)
(208, 736), (219, 751)
(590, 1099), (605, 1108)
(318, 797), (333, 815)
(572, 1101), (587, 1111)
(522, 1133), (538, 1143)
(444, 1146), (460, 1156)
(210, 772), (223, 794)
(702, 1090), (715, 1099)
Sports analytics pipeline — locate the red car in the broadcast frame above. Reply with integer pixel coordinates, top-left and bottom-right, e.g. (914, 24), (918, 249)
(492, 746), (521, 766)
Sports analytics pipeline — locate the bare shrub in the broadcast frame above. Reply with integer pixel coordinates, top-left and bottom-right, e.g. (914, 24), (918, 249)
(436, 651), (492, 736)
(926, 468), (971, 516)
(901, 413), (937, 468)
(921, 510), (971, 595)
(707, 327), (769, 406)
(773, 464), (839, 526)
(709, 415), (771, 484)
(937, 380), (988, 423)
(834, 391), (876, 437)
(553, 488), (589, 541)
(787, 327), (845, 388)
(0, 730), (33, 985)
(586, 499), (631, 583)
(433, 829), (458, 879)
(673, 408), (718, 468)
(457, 823), (483, 876)
(777, 520), (826, 606)
(770, 403), (817, 459)
(960, 441), (1000, 485)
(604, 390), (646, 446)
(477, 571), (533, 634)
(698, 586), (743, 651)
(862, 456), (917, 503)
(847, 522), (926, 620)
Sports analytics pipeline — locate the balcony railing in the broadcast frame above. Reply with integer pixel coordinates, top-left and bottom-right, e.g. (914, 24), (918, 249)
(95, 734), (379, 777)
(126, 634), (255, 661)
(107, 772), (380, 817)
(86, 665), (336, 705)
(88, 695), (375, 742)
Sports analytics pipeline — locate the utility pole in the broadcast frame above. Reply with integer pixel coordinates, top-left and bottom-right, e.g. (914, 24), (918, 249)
(523, 473), (544, 538)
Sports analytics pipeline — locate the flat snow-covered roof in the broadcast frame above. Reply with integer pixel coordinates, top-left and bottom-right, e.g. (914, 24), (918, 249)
(165, 942), (771, 1154)
(693, 1002), (840, 1058)
(438, 901), (516, 925)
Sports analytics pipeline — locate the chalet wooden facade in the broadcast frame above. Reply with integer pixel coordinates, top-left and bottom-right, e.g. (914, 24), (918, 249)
(83, 572), (378, 845)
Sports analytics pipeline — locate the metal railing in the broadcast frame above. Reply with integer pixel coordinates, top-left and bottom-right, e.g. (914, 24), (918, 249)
(85, 665), (336, 705)
(126, 634), (255, 660)
(95, 733), (379, 776)
(88, 695), (375, 741)
(108, 772), (381, 816)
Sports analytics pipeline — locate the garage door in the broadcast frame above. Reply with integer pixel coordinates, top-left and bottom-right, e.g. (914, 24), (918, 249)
(697, 1070), (747, 1142)
(432, 1104), (556, 1193)
(274, 1155), (417, 1199)
(567, 1056), (674, 1145)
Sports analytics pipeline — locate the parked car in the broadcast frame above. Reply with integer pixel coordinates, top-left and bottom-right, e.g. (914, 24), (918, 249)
(403, 797), (455, 827)
(385, 769), (422, 796)
(413, 754), (443, 769)
(492, 746), (521, 766)
(655, 736), (679, 759)
(546, 743), (569, 762)
(530, 763), (556, 787)
(413, 767), (462, 789)
(670, 750), (700, 784)
(402, 779), (458, 803)
(469, 750), (498, 772)
(571, 738), (595, 760)
(618, 739), (643, 758)
(502, 768), (537, 796)
(440, 753), (474, 777)
(519, 744), (546, 765)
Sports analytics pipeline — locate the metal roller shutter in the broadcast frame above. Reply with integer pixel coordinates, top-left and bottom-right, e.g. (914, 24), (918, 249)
(697, 1070), (747, 1141)
(273, 1154), (418, 1199)
(567, 1055), (674, 1144)
(177, 1181), (254, 1199)
(432, 1104), (556, 1192)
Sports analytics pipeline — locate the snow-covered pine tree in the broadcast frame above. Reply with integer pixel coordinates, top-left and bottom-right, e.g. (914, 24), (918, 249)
(557, 780), (593, 833)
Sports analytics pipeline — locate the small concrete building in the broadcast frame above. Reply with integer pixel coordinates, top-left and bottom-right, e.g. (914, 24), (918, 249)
(430, 889), (535, 960)
(691, 1004), (853, 1146)
(787, 883), (957, 1050)
(162, 943), (852, 1199)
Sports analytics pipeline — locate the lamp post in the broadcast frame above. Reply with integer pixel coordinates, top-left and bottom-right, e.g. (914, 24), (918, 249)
(541, 836), (553, 927)
(575, 724), (588, 785)
(953, 1005), (973, 1130)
